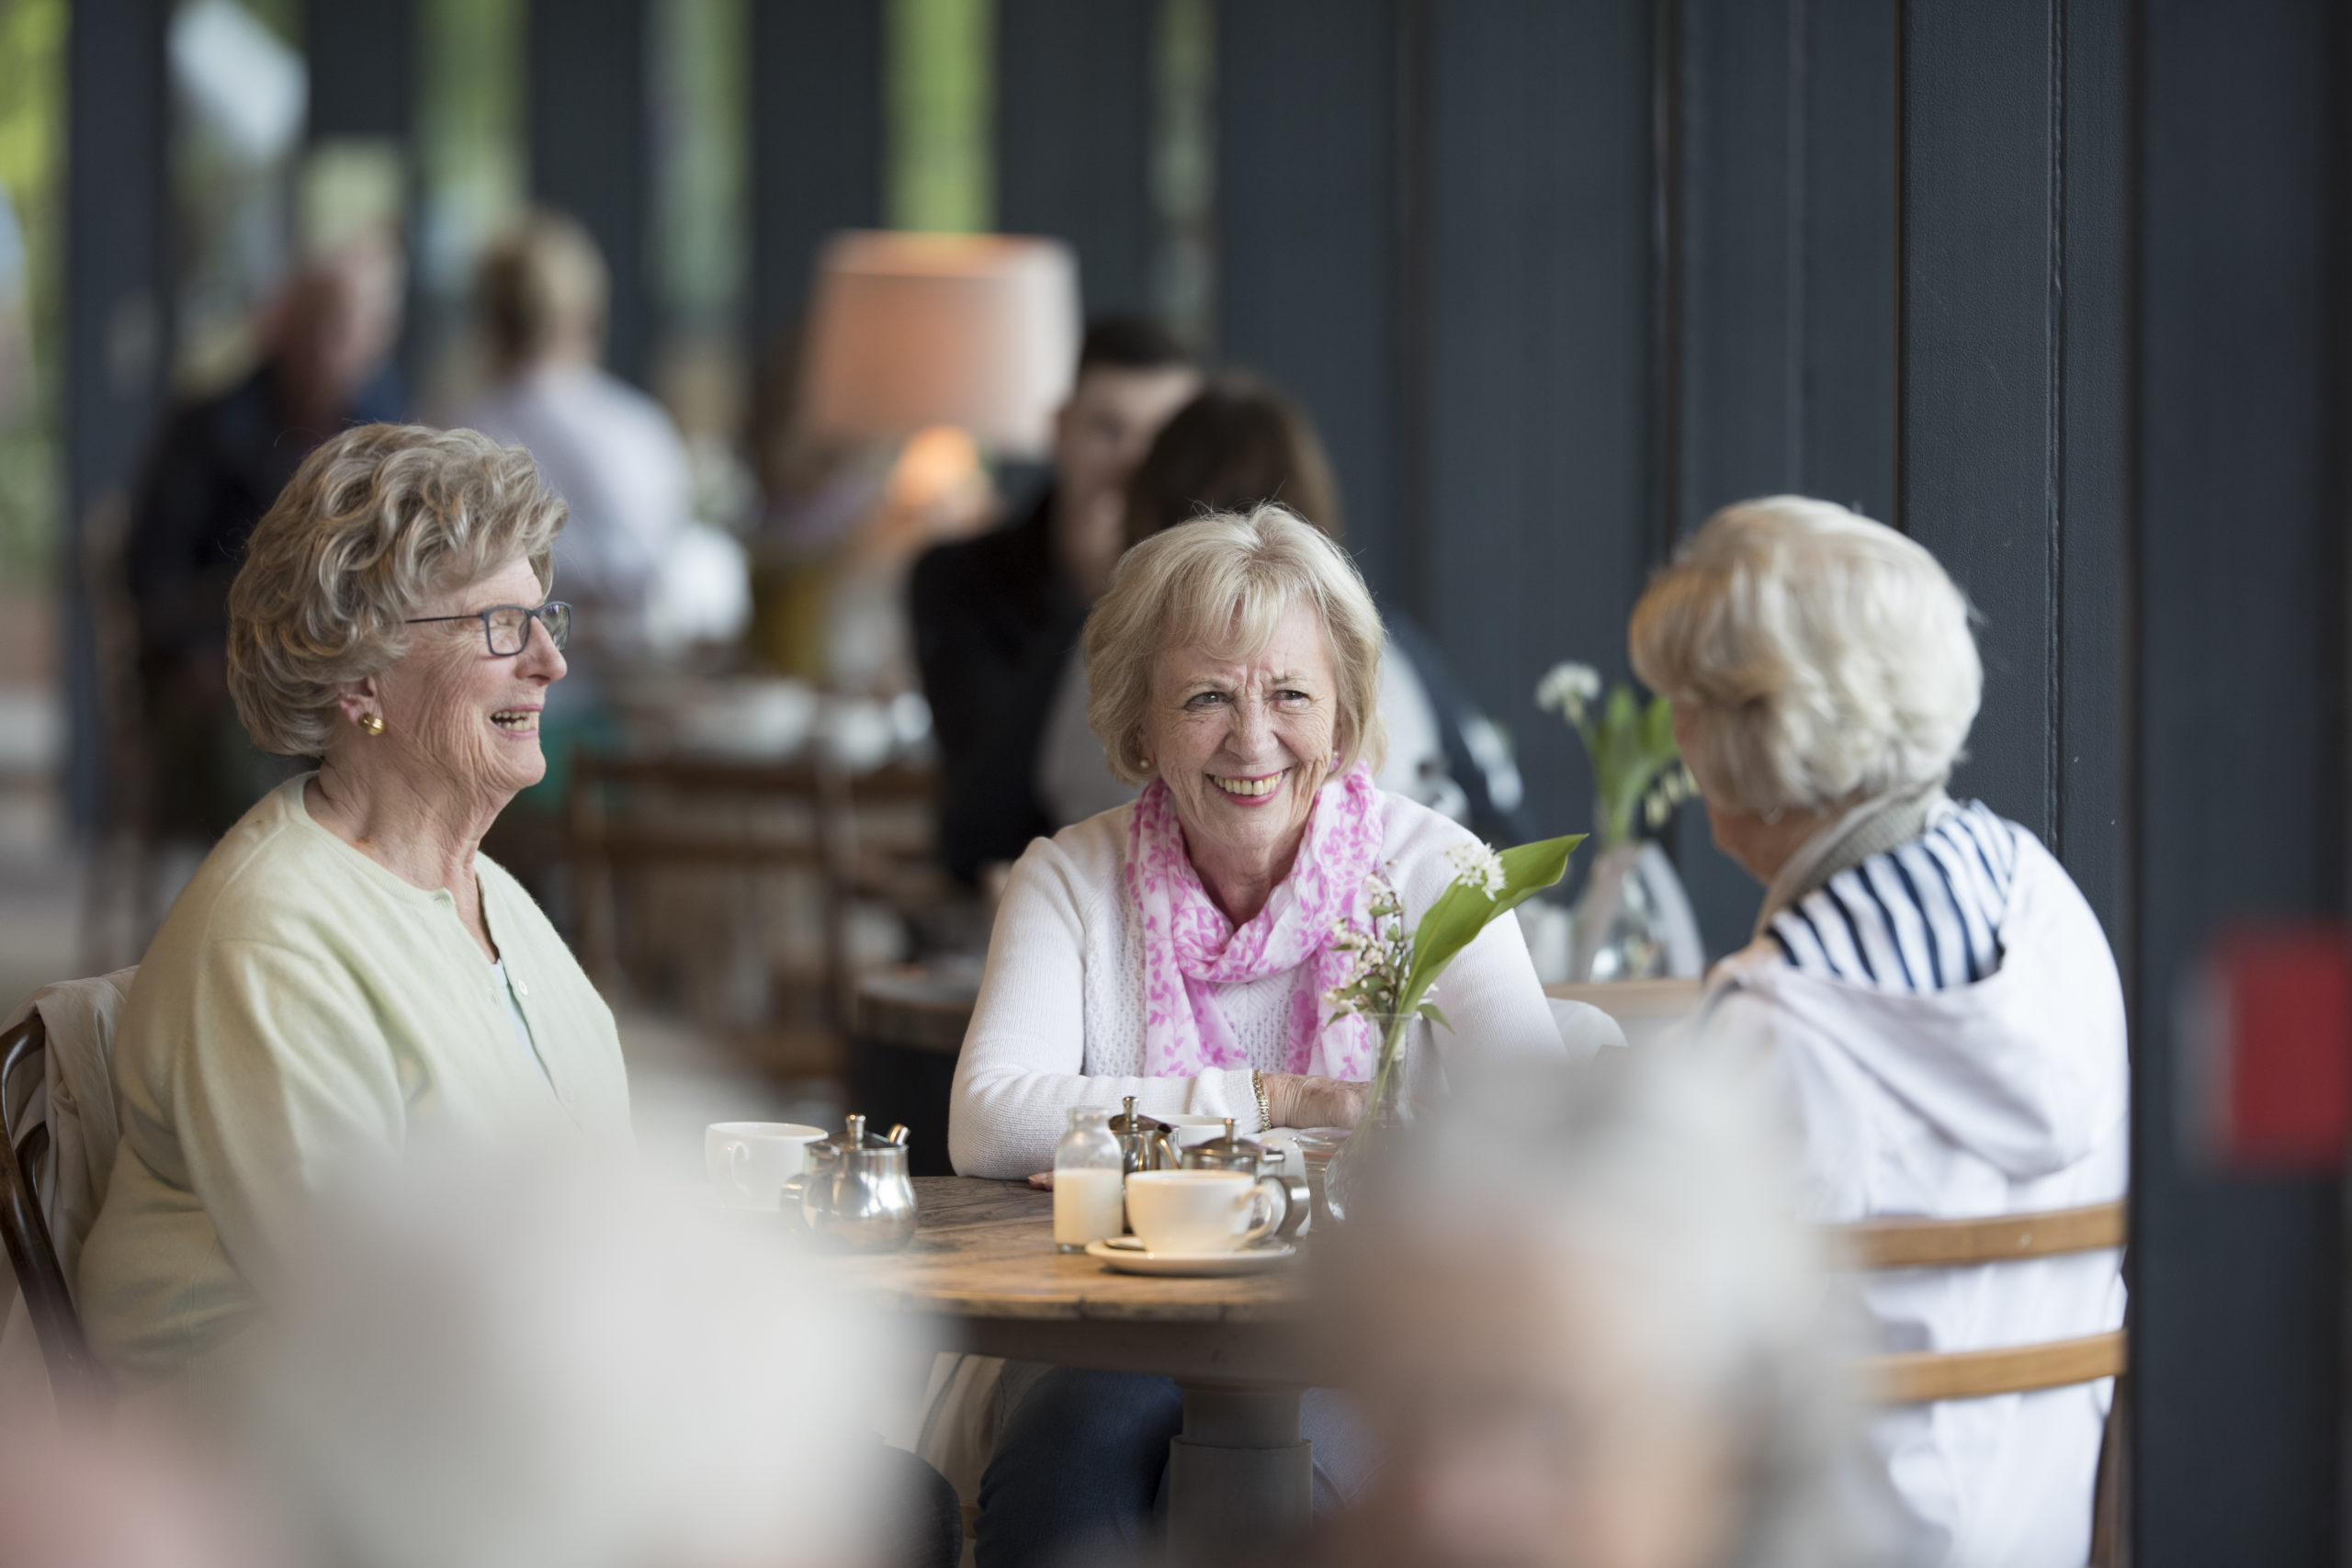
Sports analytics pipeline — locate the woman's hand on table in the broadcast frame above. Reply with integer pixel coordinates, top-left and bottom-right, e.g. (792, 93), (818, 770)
(1263, 1073), (1366, 1132)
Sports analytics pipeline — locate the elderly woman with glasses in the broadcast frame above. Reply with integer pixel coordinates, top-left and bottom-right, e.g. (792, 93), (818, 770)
(79, 423), (634, 1382)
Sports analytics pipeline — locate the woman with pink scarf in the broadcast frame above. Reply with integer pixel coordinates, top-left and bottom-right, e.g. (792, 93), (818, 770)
(948, 504), (1590, 1565)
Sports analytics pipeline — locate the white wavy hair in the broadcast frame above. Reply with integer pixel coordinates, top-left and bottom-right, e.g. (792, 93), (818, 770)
(1629, 495), (1980, 816)
(1082, 502), (1388, 784)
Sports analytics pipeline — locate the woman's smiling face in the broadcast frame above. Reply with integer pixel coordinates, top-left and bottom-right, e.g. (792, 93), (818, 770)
(369, 556), (566, 806)
(1141, 595), (1340, 881)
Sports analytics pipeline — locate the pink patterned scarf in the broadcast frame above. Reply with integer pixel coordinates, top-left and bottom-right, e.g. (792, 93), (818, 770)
(1125, 763), (1385, 1081)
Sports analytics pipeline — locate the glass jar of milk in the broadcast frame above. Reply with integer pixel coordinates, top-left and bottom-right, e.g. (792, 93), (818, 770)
(1054, 1107), (1125, 1251)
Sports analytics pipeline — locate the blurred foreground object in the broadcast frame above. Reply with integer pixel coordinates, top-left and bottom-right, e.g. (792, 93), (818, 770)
(1318, 1050), (1877, 1568)
(798, 231), (1079, 457)
(2181, 923), (2352, 1170)
(252, 1151), (904, 1568)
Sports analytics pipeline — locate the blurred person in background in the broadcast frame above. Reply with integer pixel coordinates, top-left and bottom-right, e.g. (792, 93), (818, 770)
(1035, 368), (1525, 839)
(80, 424), (635, 1383)
(1320, 1048), (1877, 1568)
(910, 317), (1199, 883)
(458, 208), (748, 668)
(1629, 496), (2128, 1567)
(125, 233), (404, 840)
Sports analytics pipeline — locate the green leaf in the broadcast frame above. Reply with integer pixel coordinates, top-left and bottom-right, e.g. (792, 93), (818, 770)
(1396, 832), (1584, 1021)
(1419, 1001), (1453, 1031)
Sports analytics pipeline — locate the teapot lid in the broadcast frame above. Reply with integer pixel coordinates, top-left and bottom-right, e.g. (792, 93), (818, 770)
(816, 1113), (910, 1155)
(1107, 1095), (1170, 1138)
(1192, 1117), (1264, 1163)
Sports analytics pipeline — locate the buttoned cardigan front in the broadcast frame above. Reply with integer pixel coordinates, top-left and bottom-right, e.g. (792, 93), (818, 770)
(78, 776), (633, 1380)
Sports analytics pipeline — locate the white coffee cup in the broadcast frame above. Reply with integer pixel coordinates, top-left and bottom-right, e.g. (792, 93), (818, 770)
(1125, 1169), (1288, 1254)
(706, 1122), (826, 1210)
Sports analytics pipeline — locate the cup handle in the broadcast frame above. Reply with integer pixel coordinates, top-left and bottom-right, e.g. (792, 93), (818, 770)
(1243, 1175), (1295, 1247)
(725, 1141), (753, 1201)
(1265, 1173), (1311, 1240)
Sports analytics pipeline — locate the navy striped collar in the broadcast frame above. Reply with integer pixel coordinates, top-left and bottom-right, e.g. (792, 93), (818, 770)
(1766, 801), (2018, 992)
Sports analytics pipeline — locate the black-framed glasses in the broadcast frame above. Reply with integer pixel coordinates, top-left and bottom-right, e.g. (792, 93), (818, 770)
(404, 602), (573, 657)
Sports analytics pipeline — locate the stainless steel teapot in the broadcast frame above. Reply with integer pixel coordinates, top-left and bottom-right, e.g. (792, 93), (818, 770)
(1108, 1096), (1180, 1176)
(781, 1114), (919, 1251)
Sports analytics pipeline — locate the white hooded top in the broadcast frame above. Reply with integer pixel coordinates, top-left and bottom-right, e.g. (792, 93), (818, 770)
(1701, 813), (2128, 1568)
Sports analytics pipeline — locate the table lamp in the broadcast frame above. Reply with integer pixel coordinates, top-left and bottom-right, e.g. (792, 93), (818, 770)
(797, 230), (1081, 459)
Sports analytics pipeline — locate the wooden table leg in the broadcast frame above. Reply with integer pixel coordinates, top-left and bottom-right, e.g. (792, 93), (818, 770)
(1165, 1381), (1313, 1567)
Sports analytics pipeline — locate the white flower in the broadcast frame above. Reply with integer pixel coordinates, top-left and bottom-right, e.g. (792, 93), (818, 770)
(1445, 840), (1507, 900)
(1536, 661), (1604, 726)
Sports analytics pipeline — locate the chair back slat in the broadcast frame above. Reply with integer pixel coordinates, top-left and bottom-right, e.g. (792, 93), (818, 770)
(1835, 1200), (2127, 1269)
(1861, 1328), (2126, 1404)
(0, 1014), (108, 1408)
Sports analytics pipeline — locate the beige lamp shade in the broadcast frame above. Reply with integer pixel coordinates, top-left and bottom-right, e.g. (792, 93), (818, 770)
(798, 230), (1080, 457)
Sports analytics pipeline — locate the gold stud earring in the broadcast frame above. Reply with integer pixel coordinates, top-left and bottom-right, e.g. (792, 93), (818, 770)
(358, 713), (385, 736)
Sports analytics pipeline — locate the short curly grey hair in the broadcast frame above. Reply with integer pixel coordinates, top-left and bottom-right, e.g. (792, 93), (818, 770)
(1082, 503), (1387, 784)
(1629, 495), (1980, 816)
(227, 423), (566, 756)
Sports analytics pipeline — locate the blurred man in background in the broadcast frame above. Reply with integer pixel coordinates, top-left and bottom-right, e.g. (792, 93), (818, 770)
(124, 233), (404, 840)
(910, 318), (1198, 883)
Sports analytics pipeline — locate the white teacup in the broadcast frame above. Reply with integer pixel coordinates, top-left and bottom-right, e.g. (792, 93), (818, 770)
(706, 1122), (826, 1210)
(1125, 1169), (1289, 1254)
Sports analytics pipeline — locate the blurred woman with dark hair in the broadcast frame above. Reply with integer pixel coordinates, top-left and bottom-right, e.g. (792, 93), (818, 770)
(1035, 369), (1525, 834)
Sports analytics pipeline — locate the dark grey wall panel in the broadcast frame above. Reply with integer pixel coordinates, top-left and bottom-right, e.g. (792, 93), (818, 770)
(304, 0), (415, 141)
(1668, 0), (1897, 953)
(527, 0), (654, 386)
(1215, 0), (1407, 600)
(750, 0), (883, 356)
(64, 0), (172, 824)
(2131, 2), (2349, 1556)
(2057, 0), (2127, 945)
(1420, 0), (1653, 852)
(1898, 0), (2061, 839)
(997, 0), (1154, 315)
(306, 0), (418, 388)
(1899, 0), (2126, 947)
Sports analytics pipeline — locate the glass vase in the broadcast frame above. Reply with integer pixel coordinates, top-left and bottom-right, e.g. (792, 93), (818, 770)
(1323, 1012), (1437, 1226)
(1567, 840), (1705, 983)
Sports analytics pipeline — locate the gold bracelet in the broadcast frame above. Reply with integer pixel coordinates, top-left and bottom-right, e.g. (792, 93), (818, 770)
(1252, 1068), (1273, 1133)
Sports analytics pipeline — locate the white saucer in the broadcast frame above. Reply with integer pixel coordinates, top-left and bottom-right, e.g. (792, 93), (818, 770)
(1084, 1236), (1297, 1277)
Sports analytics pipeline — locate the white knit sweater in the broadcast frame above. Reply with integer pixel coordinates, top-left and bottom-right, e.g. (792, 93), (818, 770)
(947, 790), (1567, 1178)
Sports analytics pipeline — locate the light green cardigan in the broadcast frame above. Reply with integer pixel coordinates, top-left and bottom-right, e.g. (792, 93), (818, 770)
(78, 776), (634, 1378)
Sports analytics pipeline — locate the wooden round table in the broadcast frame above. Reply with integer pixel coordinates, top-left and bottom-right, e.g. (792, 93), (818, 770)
(829, 1176), (1321, 1565)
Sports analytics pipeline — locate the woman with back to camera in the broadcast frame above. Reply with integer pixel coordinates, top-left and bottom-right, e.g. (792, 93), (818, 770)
(1629, 496), (2128, 1567)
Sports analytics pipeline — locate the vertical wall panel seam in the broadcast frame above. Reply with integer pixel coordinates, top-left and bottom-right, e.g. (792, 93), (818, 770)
(1651, 0), (1683, 551)
(1785, 0), (1808, 488)
(2046, 0), (2068, 855)
(1890, 0), (1907, 531)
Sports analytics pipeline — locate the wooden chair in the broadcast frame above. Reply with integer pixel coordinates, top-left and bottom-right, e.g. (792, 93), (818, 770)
(0, 1014), (107, 1408)
(1832, 1199), (2128, 1563)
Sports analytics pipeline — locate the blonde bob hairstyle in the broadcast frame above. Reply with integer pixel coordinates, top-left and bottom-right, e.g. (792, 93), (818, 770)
(227, 423), (566, 757)
(1083, 503), (1387, 785)
(1628, 495), (1980, 817)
